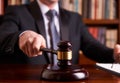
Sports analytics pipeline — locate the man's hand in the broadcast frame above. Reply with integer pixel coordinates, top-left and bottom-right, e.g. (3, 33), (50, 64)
(19, 30), (46, 57)
(114, 44), (120, 63)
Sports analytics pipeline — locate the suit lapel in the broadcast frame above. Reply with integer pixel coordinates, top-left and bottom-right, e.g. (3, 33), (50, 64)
(28, 1), (46, 40)
(59, 8), (69, 41)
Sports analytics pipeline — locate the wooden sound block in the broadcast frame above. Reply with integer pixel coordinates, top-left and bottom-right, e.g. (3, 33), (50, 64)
(41, 64), (89, 81)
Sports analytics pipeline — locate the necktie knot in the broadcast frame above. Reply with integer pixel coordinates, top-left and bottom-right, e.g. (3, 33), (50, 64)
(46, 10), (57, 21)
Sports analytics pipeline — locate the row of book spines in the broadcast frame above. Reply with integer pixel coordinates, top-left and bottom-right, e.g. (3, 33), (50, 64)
(83, 0), (116, 19)
(0, 0), (34, 15)
(0, 0), (4, 15)
(8, 0), (34, 5)
(88, 27), (117, 48)
(61, 0), (116, 20)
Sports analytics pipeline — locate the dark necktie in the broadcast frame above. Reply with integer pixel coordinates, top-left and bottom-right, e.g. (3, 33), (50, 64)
(46, 10), (60, 64)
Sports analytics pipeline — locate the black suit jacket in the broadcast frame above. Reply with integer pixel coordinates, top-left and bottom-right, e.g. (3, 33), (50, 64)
(0, 1), (114, 64)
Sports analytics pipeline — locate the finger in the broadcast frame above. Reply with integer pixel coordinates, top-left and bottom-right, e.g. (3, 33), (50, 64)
(26, 40), (32, 57)
(32, 35), (46, 55)
(25, 37), (36, 57)
(41, 36), (46, 48)
(37, 51), (42, 55)
(32, 36), (42, 55)
(19, 39), (34, 57)
(22, 44), (29, 56)
(38, 35), (46, 55)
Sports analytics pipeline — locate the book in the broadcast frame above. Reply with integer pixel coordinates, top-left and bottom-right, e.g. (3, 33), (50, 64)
(8, 0), (21, 5)
(82, 0), (89, 18)
(78, 0), (82, 15)
(105, 28), (117, 48)
(109, 0), (116, 19)
(97, 27), (106, 45)
(90, 0), (96, 19)
(21, 0), (31, 4)
(96, 0), (104, 19)
(88, 27), (98, 39)
(0, 0), (4, 15)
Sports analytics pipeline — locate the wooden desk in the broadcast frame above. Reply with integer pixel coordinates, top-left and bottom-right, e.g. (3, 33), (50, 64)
(0, 64), (120, 83)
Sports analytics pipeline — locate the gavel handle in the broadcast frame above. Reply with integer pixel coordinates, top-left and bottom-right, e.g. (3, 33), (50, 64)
(40, 48), (57, 54)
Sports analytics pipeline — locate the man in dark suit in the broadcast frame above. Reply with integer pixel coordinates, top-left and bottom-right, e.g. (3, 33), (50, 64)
(0, 0), (120, 64)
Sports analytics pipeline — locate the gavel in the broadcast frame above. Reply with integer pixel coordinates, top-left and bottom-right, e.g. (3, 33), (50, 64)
(40, 41), (89, 81)
(40, 41), (72, 66)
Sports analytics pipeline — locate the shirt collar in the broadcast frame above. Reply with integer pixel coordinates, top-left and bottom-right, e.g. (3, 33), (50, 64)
(37, 0), (59, 16)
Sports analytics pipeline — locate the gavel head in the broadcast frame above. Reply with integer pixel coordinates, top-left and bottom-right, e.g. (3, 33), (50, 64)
(41, 41), (89, 81)
(57, 41), (72, 67)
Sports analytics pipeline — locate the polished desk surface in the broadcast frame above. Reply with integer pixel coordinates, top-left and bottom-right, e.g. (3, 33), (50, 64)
(0, 64), (120, 83)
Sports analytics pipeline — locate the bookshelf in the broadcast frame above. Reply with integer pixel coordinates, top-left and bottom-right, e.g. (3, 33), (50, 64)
(83, 19), (119, 26)
(61, 0), (120, 64)
(61, 0), (119, 49)
(0, 0), (33, 24)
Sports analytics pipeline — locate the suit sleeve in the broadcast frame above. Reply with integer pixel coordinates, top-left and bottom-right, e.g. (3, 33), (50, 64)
(79, 16), (114, 63)
(0, 6), (22, 55)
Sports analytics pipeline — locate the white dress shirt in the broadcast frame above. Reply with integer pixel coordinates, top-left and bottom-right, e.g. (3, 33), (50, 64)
(37, 0), (60, 49)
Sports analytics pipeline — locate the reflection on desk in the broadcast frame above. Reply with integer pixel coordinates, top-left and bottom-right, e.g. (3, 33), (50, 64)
(0, 64), (120, 83)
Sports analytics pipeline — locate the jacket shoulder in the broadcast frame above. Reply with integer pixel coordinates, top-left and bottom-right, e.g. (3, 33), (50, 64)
(5, 5), (28, 14)
(60, 7), (82, 16)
